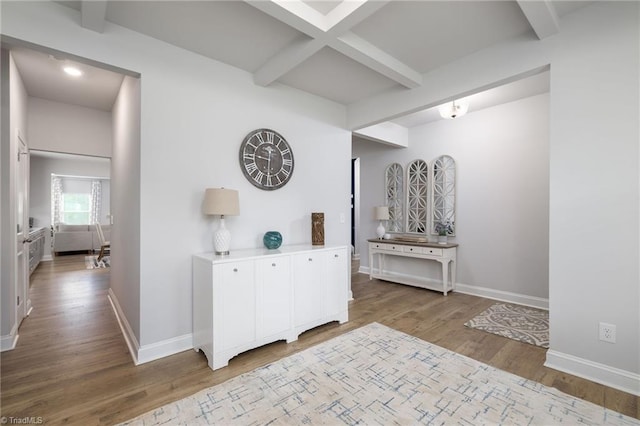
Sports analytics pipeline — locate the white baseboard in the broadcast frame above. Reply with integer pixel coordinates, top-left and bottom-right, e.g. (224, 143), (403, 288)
(0, 326), (18, 352)
(107, 288), (140, 365)
(455, 282), (548, 310)
(137, 333), (193, 365)
(357, 266), (548, 309)
(545, 350), (640, 396)
(107, 288), (193, 365)
(42, 254), (53, 262)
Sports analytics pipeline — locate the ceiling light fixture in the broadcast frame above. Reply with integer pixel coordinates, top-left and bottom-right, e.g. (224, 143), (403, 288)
(439, 100), (469, 119)
(63, 66), (83, 77)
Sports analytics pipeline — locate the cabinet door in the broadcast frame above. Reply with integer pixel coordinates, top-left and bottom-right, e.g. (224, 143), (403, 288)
(257, 257), (291, 338)
(324, 248), (348, 318)
(213, 260), (256, 351)
(292, 253), (324, 327)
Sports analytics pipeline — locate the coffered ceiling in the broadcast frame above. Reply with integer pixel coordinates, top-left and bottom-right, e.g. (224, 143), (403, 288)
(9, 0), (592, 127)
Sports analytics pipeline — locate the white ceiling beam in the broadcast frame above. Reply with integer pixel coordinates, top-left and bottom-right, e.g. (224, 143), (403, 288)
(517, 0), (559, 39)
(249, 0), (420, 89)
(253, 37), (326, 87)
(332, 33), (422, 89)
(247, 1), (325, 38)
(353, 122), (408, 148)
(81, 0), (108, 33)
(324, 0), (388, 33)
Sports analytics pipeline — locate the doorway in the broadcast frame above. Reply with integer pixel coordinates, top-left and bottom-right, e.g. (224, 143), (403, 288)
(1, 40), (139, 353)
(351, 157), (360, 260)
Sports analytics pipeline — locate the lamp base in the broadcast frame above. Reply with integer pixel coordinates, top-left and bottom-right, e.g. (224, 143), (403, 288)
(376, 221), (385, 239)
(213, 217), (231, 255)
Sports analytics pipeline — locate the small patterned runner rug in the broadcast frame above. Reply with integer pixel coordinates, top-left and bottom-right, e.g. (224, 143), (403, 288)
(464, 303), (549, 348)
(85, 255), (110, 269)
(120, 323), (637, 425)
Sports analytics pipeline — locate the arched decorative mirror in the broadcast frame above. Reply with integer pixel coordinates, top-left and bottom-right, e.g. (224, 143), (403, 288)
(406, 159), (429, 234)
(385, 163), (404, 233)
(431, 155), (456, 236)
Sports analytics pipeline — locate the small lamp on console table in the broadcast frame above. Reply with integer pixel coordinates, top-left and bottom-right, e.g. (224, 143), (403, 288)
(374, 206), (389, 239)
(203, 188), (240, 255)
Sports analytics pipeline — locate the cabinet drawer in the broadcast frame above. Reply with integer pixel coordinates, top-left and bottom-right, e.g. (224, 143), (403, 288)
(402, 245), (422, 254)
(423, 247), (443, 256)
(371, 242), (402, 252)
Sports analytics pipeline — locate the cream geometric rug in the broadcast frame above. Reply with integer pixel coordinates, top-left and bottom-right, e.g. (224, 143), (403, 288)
(465, 303), (549, 348)
(120, 323), (638, 425)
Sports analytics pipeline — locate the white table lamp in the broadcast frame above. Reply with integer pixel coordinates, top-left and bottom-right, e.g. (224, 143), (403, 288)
(374, 206), (390, 239)
(203, 188), (240, 255)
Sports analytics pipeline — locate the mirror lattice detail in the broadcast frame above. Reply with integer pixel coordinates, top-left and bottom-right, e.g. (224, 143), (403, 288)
(431, 155), (456, 235)
(385, 163), (404, 233)
(407, 160), (428, 234)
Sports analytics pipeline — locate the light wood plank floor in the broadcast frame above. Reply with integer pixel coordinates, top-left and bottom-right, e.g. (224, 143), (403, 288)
(1, 255), (637, 424)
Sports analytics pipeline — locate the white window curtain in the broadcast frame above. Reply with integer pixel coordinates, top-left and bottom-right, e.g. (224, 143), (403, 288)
(90, 180), (102, 224)
(51, 175), (63, 226)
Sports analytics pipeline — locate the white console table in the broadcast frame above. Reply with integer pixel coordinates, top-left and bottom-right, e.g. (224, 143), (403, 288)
(193, 244), (350, 371)
(368, 239), (458, 295)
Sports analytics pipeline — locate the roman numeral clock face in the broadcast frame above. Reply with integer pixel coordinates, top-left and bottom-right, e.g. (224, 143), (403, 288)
(239, 129), (294, 190)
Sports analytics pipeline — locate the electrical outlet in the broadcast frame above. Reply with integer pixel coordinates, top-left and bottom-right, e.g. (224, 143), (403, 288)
(599, 322), (616, 343)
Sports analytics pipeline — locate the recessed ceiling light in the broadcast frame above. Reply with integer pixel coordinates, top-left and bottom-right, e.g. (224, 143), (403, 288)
(63, 66), (83, 77)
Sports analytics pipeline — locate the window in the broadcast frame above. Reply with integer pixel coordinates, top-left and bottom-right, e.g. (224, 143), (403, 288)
(61, 193), (91, 224)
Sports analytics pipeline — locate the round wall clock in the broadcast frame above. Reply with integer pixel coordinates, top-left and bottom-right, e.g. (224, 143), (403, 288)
(239, 128), (294, 190)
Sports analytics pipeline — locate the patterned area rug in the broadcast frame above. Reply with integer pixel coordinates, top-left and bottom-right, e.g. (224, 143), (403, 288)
(464, 303), (549, 348)
(120, 323), (638, 425)
(85, 255), (110, 269)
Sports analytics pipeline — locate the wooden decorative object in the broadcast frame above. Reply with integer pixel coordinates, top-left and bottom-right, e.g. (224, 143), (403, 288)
(312, 212), (324, 246)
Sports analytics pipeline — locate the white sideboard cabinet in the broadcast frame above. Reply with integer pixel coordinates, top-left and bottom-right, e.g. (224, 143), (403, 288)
(292, 248), (349, 336)
(193, 244), (349, 371)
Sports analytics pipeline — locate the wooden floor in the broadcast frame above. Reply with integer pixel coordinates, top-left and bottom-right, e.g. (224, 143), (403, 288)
(1, 255), (637, 424)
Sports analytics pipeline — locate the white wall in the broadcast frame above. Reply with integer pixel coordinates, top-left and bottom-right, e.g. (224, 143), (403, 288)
(0, 50), (29, 346)
(29, 153), (110, 259)
(110, 75), (141, 351)
(1, 2), (351, 362)
(354, 93), (550, 304)
(545, 3), (639, 390)
(28, 97), (112, 157)
(137, 46), (350, 351)
(348, 2), (639, 393)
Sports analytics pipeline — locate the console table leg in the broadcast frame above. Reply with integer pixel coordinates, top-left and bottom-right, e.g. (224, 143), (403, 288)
(441, 260), (449, 296)
(451, 259), (456, 292)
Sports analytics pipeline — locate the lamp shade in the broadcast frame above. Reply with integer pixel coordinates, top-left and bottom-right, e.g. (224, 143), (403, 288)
(374, 206), (390, 220)
(203, 188), (240, 216)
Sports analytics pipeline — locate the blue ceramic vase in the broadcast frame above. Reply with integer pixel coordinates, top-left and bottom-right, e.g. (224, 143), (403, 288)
(263, 231), (283, 249)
